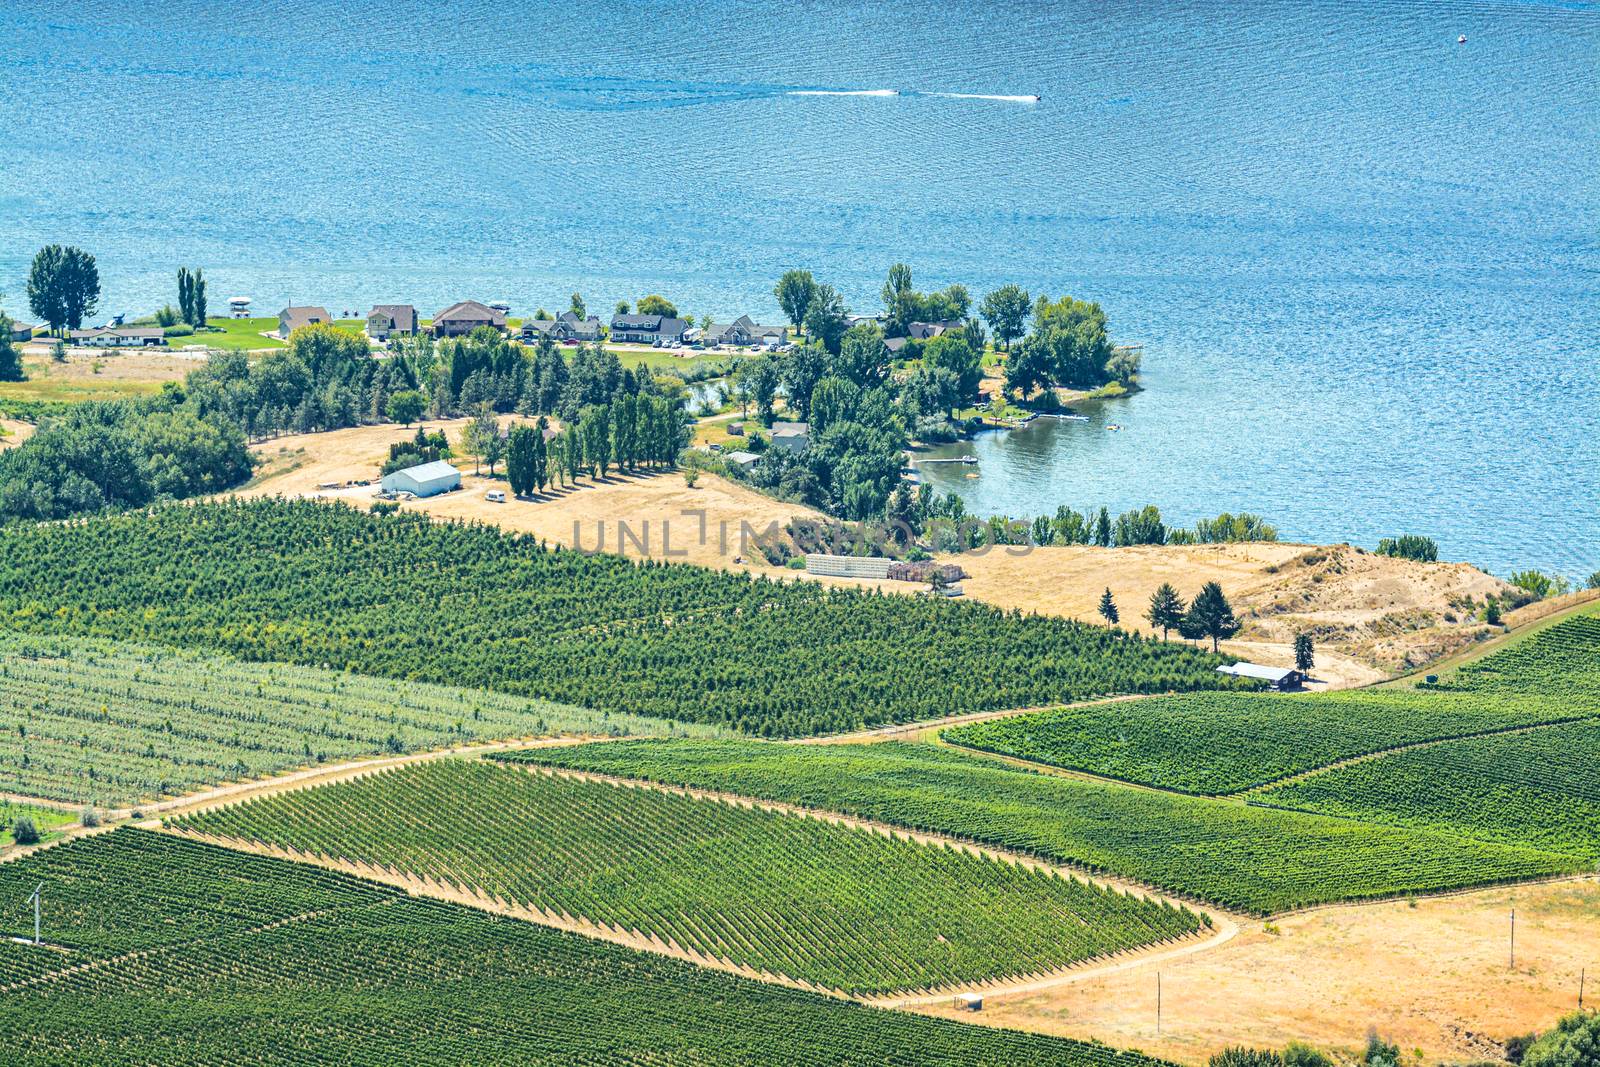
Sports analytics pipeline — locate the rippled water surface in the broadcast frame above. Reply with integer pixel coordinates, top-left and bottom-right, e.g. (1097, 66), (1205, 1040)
(1, 1), (1595, 575)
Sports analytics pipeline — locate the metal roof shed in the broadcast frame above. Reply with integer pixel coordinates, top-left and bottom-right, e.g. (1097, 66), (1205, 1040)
(1216, 662), (1303, 690)
(381, 461), (461, 498)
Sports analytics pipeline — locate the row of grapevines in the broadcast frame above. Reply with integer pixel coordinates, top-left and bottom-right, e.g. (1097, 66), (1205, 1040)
(496, 740), (1581, 915)
(0, 630), (718, 806)
(1254, 719), (1600, 858)
(942, 689), (1592, 795)
(1426, 613), (1600, 699)
(0, 498), (1241, 738)
(0, 830), (1177, 1066)
(172, 759), (1203, 994)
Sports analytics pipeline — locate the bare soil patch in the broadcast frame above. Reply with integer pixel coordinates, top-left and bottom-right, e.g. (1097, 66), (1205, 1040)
(913, 876), (1600, 1066)
(0, 419), (35, 451)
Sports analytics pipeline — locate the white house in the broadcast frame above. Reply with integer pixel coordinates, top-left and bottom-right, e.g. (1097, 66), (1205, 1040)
(381, 460), (461, 498)
(67, 327), (166, 348)
(1216, 662), (1304, 690)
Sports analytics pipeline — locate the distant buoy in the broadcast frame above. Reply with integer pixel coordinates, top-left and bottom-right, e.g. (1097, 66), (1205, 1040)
(1458, 34), (1467, 44)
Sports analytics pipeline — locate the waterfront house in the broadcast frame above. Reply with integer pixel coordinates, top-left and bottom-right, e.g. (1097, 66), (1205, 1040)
(67, 326), (167, 348)
(769, 421), (810, 453)
(277, 306), (331, 339)
(521, 311), (602, 343)
(610, 314), (692, 345)
(906, 320), (964, 340)
(366, 304), (419, 340)
(8, 320), (35, 343)
(702, 315), (787, 350)
(433, 301), (507, 338)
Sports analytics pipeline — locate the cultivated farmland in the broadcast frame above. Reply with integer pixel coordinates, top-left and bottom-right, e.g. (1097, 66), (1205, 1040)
(0, 831), (1176, 1067)
(0, 631), (708, 806)
(1255, 719), (1600, 858)
(497, 740), (1581, 914)
(0, 499), (1240, 737)
(942, 690), (1592, 794)
(172, 759), (1204, 993)
(1425, 612), (1600, 699)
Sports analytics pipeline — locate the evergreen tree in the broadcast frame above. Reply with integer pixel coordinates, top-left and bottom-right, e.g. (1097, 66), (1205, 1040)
(1146, 582), (1185, 639)
(1294, 633), (1315, 675)
(177, 267), (193, 326)
(1098, 588), (1119, 625)
(1093, 506), (1112, 547)
(191, 268), (207, 326)
(1182, 581), (1241, 652)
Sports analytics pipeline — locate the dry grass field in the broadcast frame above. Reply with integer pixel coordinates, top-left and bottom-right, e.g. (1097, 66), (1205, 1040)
(916, 876), (1600, 1066)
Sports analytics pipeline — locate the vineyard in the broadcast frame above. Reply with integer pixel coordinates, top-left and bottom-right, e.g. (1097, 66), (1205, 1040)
(942, 690), (1587, 795)
(171, 759), (1203, 993)
(497, 740), (1581, 914)
(0, 499), (1239, 737)
(1425, 612), (1600, 700)
(0, 630), (712, 806)
(0, 831), (1176, 1066)
(1255, 719), (1600, 858)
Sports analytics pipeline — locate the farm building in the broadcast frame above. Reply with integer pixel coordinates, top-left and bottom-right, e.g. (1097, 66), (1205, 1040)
(380, 461), (461, 498)
(805, 554), (892, 580)
(1217, 662), (1303, 690)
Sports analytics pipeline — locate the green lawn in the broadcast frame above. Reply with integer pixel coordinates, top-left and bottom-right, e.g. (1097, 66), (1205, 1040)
(189, 318), (286, 350)
(0, 801), (76, 847)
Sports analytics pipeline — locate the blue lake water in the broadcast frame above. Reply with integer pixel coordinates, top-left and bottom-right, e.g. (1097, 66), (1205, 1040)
(1, 0), (1595, 577)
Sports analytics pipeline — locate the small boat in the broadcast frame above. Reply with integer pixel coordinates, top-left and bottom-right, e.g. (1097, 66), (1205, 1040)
(1458, 34), (1467, 44)
(1106, 423), (1124, 432)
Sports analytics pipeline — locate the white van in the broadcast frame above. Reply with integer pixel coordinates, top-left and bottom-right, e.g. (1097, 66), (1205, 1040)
(485, 490), (506, 503)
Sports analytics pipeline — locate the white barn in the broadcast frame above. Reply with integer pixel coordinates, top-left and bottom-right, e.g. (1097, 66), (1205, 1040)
(1216, 662), (1303, 690)
(381, 461), (461, 498)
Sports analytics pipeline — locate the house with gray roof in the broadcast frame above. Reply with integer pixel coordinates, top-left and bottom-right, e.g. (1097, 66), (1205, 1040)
(610, 314), (692, 345)
(380, 460), (461, 498)
(7, 320), (35, 343)
(68, 326), (167, 348)
(702, 315), (787, 350)
(521, 310), (602, 343)
(277, 306), (332, 339)
(769, 421), (810, 453)
(366, 304), (418, 340)
(433, 300), (506, 338)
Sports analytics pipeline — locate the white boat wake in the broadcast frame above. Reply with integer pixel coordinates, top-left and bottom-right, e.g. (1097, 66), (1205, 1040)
(787, 88), (899, 97)
(919, 91), (1040, 103)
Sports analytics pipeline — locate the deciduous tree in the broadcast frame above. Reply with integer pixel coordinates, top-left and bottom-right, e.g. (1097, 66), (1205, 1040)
(774, 269), (817, 334)
(980, 284), (1030, 350)
(27, 244), (100, 335)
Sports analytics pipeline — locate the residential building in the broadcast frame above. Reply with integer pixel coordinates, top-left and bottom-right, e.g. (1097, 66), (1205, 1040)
(277, 306), (332, 339)
(8, 320), (35, 343)
(432, 300), (507, 338)
(366, 304), (419, 340)
(769, 421), (810, 453)
(610, 314), (692, 345)
(521, 311), (603, 343)
(702, 315), (787, 349)
(906, 320), (964, 340)
(380, 460), (462, 498)
(66, 327), (167, 348)
(723, 450), (761, 472)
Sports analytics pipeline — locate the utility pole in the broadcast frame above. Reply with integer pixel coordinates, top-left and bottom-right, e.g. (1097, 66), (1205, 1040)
(1156, 972), (1162, 1035)
(1580, 967), (1585, 1009)
(27, 883), (42, 946)
(1509, 909), (1516, 969)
